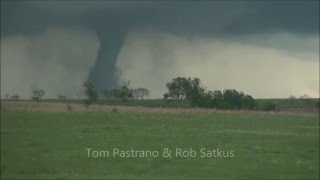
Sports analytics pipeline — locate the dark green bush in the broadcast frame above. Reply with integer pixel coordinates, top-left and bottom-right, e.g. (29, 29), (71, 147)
(261, 101), (278, 111)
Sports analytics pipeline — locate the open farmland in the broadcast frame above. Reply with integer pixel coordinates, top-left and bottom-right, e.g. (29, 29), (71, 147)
(1, 105), (319, 179)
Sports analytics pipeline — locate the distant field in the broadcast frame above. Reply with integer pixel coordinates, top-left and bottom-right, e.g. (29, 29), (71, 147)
(1, 111), (319, 179)
(5, 98), (319, 110)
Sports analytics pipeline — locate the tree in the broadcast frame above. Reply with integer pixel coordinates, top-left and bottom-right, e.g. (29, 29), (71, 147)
(196, 92), (214, 108)
(223, 89), (242, 109)
(163, 93), (169, 100)
(165, 77), (257, 110)
(104, 89), (121, 100)
(57, 93), (67, 102)
(261, 101), (277, 111)
(83, 81), (98, 106)
(242, 95), (256, 109)
(133, 87), (150, 99)
(119, 81), (133, 102)
(289, 95), (296, 99)
(166, 77), (188, 100)
(166, 77), (203, 101)
(299, 94), (312, 104)
(213, 90), (223, 100)
(299, 94), (309, 99)
(10, 94), (19, 100)
(186, 77), (204, 100)
(32, 89), (45, 102)
(289, 95), (296, 103)
(212, 90), (223, 108)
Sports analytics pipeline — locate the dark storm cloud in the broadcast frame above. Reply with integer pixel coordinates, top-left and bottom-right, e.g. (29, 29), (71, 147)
(1, 1), (319, 92)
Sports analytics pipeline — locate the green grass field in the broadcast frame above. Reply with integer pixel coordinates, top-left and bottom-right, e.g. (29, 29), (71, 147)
(1, 111), (319, 179)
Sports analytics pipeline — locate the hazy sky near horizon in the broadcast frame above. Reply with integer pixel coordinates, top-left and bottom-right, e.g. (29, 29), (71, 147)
(1, 1), (319, 98)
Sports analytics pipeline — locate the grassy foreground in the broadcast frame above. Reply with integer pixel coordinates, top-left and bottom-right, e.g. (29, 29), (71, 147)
(1, 112), (319, 179)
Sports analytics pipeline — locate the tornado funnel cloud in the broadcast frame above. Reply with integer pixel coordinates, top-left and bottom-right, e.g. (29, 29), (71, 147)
(88, 27), (128, 93)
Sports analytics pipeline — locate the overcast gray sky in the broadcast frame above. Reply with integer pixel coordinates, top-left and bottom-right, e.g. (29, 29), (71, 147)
(1, 1), (319, 98)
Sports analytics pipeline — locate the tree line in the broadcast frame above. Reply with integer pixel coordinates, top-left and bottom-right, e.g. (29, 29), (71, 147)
(164, 77), (256, 110)
(83, 80), (150, 107)
(103, 81), (150, 101)
(4, 76), (319, 111)
(82, 77), (274, 110)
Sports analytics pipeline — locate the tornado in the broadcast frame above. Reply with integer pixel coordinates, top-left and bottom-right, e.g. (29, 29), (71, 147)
(88, 24), (129, 92)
